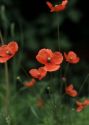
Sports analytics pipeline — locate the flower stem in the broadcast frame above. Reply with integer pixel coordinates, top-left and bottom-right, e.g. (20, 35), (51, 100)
(78, 73), (89, 95)
(57, 13), (60, 51)
(4, 62), (11, 125)
(0, 32), (11, 125)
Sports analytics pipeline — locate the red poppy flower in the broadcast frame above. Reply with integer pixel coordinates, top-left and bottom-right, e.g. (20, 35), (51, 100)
(64, 51), (80, 64)
(76, 101), (84, 112)
(83, 99), (89, 106)
(65, 84), (78, 97)
(29, 67), (47, 80)
(46, 0), (68, 12)
(76, 99), (89, 112)
(24, 78), (36, 87)
(36, 49), (63, 72)
(0, 41), (18, 63)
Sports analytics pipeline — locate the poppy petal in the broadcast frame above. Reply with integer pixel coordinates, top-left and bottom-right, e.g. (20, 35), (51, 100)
(76, 106), (83, 112)
(38, 67), (47, 79)
(51, 52), (63, 65)
(62, 0), (68, 6)
(24, 78), (36, 87)
(0, 42), (18, 63)
(29, 67), (47, 80)
(71, 57), (80, 63)
(36, 49), (53, 64)
(83, 99), (89, 106)
(65, 84), (73, 91)
(8, 41), (18, 54)
(54, 5), (64, 12)
(65, 84), (78, 97)
(64, 51), (80, 64)
(46, 1), (53, 9)
(70, 90), (78, 97)
(0, 45), (7, 57)
(44, 64), (60, 72)
(29, 69), (39, 79)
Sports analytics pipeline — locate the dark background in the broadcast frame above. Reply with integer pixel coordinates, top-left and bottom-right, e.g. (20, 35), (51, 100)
(12, 0), (89, 61)
(0, 0), (89, 61)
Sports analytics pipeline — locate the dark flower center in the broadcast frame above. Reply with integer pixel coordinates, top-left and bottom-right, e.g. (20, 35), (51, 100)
(6, 51), (12, 55)
(38, 72), (41, 77)
(47, 57), (51, 63)
(69, 56), (73, 60)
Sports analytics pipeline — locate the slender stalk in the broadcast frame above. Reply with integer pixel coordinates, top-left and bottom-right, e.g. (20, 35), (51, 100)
(0, 32), (11, 125)
(10, 23), (17, 87)
(57, 13), (60, 51)
(0, 31), (4, 44)
(64, 62), (69, 77)
(4, 63), (11, 125)
(78, 73), (89, 95)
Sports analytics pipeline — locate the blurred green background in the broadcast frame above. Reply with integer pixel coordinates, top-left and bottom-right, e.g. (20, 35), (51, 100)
(0, 0), (89, 125)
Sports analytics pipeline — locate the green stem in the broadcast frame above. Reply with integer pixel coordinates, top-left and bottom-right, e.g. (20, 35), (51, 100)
(0, 32), (11, 125)
(57, 13), (60, 51)
(0, 31), (4, 44)
(5, 63), (10, 114)
(78, 73), (89, 95)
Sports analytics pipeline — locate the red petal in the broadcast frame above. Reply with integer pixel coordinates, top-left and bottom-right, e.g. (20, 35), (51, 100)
(0, 45), (11, 63)
(0, 42), (18, 63)
(0, 57), (10, 63)
(66, 84), (73, 91)
(8, 41), (18, 54)
(38, 67), (47, 80)
(68, 51), (77, 58)
(29, 69), (40, 79)
(62, 0), (68, 6)
(72, 57), (80, 63)
(24, 79), (36, 87)
(52, 52), (63, 65)
(76, 101), (83, 106)
(83, 99), (89, 106)
(0, 45), (7, 56)
(46, 1), (53, 9)
(64, 52), (68, 61)
(29, 67), (47, 80)
(54, 5), (64, 12)
(76, 106), (83, 112)
(65, 84), (78, 97)
(64, 51), (80, 64)
(70, 90), (78, 97)
(44, 64), (60, 72)
(36, 49), (53, 64)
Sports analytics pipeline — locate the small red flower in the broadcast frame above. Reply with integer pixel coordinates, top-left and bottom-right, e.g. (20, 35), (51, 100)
(46, 0), (68, 12)
(24, 78), (36, 87)
(29, 67), (47, 80)
(76, 99), (89, 112)
(64, 51), (80, 64)
(65, 84), (78, 97)
(76, 101), (84, 112)
(36, 49), (63, 72)
(83, 99), (89, 106)
(0, 41), (18, 63)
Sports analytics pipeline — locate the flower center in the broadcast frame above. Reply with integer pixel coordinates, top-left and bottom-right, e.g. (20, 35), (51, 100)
(38, 72), (41, 77)
(6, 51), (12, 55)
(55, 5), (58, 7)
(70, 57), (73, 60)
(47, 57), (51, 63)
